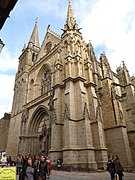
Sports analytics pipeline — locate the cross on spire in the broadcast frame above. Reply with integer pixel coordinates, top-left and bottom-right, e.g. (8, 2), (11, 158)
(35, 17), (38, 24)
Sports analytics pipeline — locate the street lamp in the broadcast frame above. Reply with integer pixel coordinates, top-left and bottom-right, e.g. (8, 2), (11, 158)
(0, 39), (5, 52)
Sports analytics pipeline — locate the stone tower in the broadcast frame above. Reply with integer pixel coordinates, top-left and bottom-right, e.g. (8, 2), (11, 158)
(6, 22), (40, 156)
(6, 1), (134, 171)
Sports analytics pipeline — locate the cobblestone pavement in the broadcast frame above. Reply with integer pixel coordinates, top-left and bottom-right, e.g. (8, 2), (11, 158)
(17, 170), (135, 180)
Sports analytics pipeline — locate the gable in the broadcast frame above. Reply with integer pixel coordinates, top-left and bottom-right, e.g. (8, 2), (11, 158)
(37, 26), (61, 61)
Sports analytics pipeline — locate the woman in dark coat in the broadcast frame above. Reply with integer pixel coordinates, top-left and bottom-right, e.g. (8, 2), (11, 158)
(38, 155), (49, 180)
(114, 155), (124, 180)
(7, 156), (13, 166)
(19, 155), (38, 180)
(107, 154), (116, 180)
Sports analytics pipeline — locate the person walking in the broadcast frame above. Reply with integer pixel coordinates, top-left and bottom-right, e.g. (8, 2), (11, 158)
(7, 156), (13, 167)
(19, 155), (38, 180)
(107, 154), (116, 180)
(38, 155), (49, 180)
(114, 155), (124, 180)
(33, 155), (39, 169)
(46, 157), (52, 178)
(16, 154), (23, 175)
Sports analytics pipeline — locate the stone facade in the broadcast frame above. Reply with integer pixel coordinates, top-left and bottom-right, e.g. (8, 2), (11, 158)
(0, 113), (10, 153)
(6, 1), (135, 171)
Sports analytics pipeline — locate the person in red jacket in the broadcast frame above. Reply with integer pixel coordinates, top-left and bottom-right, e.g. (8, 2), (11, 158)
(46, 157), (52, 178)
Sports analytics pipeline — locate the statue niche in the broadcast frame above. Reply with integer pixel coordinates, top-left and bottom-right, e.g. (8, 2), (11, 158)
(41, 69), (51, 95)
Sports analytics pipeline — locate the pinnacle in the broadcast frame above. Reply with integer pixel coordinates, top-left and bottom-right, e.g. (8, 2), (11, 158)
(29, 21), (40, 48)
(63, 0), (79, 31)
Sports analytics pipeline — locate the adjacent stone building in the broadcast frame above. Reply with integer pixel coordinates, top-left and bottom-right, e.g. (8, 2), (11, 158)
(6, 1), (135, 171)
(0, 113), (10, 153)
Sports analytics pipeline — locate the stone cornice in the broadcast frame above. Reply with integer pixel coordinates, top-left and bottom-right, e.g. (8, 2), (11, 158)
(104, 125), (126, 130)
(84, 82), (96, 88)
(63, 76), (86, 83)
(24, 90), (52, 109)
(62, 146), (95, 151)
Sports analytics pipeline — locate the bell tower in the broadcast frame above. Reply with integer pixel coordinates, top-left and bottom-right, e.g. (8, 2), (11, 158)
(6, 22), (40, 158)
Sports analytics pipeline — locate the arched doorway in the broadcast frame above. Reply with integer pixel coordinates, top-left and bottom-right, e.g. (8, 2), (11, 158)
(28, 106), (51, 156)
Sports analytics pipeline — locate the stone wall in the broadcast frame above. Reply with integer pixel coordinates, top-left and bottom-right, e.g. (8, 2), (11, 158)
(0, 113), (10, 153)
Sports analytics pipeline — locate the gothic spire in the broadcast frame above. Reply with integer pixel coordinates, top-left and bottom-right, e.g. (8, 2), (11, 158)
(64, 0), (79, 31)
(28, 21), (40, 48)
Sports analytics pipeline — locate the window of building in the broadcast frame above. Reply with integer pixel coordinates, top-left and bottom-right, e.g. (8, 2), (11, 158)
(45, 42), (52, 53)
(41, 69), (51, 95)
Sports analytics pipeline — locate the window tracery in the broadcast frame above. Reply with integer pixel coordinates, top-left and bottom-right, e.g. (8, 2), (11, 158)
(45, 42), (52, 53)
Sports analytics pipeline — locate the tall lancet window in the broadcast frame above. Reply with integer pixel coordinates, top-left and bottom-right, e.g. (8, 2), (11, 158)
(41, 69), (51, 95)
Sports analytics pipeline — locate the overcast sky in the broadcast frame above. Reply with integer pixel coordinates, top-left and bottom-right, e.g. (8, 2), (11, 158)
(0, 0), (135, 118)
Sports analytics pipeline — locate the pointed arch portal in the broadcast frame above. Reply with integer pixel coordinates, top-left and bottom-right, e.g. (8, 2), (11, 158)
(27, 106), (51, 156)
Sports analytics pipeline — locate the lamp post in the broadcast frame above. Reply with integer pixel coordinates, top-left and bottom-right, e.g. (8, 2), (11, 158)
(0, 39), (5, 52)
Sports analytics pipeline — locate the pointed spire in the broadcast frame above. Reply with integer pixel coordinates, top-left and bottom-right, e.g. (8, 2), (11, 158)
(100, 51), (107, 61)
(87, 40), (96, 60)
(63, 0), (79, 31)
(100, 52), (112, 79)
(29, 21), (40, 48)
(122, 61), (128, 72)
(67, 0), (76, 25)
(87, 40), (94, 53)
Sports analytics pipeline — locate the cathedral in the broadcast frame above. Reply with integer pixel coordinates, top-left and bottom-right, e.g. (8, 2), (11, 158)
(6, 1), (135, 171)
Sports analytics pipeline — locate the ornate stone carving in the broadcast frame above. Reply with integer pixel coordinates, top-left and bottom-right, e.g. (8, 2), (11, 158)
(64, 103), (70, 121)
(21, 109), (28, 123)
(83, 103), (90, 121)
(41, 69), (51, 95)
(111, 83), (124, 124)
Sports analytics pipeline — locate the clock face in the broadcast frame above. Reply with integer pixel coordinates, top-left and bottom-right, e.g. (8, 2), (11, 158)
(45, 41), (52, 53)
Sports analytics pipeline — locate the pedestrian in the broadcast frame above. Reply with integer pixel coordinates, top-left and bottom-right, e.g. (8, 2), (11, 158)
(46, 157), (52, 177)
(107, 154), (116, 180)
(16, 154), (23, 175)
(1, 154), (7, 167)
(22, 156), (26, 167)
(7, 156), (13, 167)
(19, 155), (38, 180)
(38, 155), (49, 180)
(57, 159), (62, 170)
(33, 155), (39, 169)
(114, 155), (124, 180)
